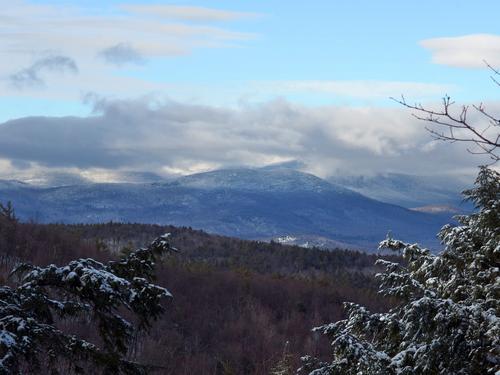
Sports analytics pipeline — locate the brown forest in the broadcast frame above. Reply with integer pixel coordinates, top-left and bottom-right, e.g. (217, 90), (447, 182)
(0, 207), (398, 374)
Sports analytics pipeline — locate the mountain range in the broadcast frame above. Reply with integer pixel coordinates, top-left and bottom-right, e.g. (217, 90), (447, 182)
(0, 167), (466, 251)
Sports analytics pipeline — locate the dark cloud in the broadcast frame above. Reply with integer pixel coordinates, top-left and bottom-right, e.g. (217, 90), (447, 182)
(9, 55), (78, 89)
(98, 43), (145, 66)
(0, 97), (490, 176)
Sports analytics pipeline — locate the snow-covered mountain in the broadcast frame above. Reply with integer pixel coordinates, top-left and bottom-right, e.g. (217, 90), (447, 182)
(175, 168), (351, 194)
(0, 168), (452, 251)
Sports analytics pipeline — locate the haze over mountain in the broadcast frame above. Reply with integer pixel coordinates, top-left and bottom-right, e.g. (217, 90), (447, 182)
(4, 170), (170, 187)
(329, 172), (469, 208)
(0, 167), (454, 251)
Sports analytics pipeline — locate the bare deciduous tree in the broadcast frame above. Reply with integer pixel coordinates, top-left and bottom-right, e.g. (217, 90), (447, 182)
(392, 62), (500, 162)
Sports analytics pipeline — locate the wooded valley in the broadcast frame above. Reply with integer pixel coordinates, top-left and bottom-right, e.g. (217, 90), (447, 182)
(0, 213), (396, 374)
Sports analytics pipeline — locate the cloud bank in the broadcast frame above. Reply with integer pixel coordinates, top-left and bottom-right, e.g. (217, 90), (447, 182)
(0, 97), (489, 180)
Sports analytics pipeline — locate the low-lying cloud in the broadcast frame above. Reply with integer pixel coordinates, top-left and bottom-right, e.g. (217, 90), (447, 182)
(0, 97), (490, 178)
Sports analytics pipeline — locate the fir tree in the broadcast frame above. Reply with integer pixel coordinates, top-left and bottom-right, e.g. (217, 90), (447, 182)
(270, 341), (294, 375)
(301, 167), (500, 374)
(0, 233), (177, 374)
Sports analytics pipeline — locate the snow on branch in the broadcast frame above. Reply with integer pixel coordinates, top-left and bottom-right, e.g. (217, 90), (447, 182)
(0, 233), (177, 374)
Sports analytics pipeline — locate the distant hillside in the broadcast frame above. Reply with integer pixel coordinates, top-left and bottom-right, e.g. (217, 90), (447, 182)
(0, 209), (393, 374)
(59, 222), (396, 275)
(0, 168), (452, 250)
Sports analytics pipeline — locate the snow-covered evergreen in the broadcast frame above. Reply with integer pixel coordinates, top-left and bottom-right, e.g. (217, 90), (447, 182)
(270, 341), (294, 375)
(0, 233), (177, 374)
(302, 167), (500, 375)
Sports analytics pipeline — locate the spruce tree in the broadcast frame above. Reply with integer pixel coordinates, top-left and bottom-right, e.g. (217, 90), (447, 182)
(0, 233), (177, 374)
(271, 341), (294, 375)
(301, 166), (500, 374)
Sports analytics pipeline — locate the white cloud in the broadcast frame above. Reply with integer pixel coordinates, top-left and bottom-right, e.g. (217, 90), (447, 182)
(0, 1), (256, 95)
(121, 5), (260, 22)
(420, 34), (500, 68)
(254, 80), (454, 101)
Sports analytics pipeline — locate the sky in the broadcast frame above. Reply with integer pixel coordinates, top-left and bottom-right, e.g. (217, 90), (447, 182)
(1, 0), (500, 182)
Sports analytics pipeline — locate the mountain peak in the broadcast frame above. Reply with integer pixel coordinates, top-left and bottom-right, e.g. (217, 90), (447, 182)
(174, 168), (351, 194)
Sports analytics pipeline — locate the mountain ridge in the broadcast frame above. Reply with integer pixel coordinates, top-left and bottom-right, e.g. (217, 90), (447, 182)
(0, 168), (452, 251)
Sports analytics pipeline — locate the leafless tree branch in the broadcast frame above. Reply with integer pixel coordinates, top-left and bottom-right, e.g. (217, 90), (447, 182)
(391, 83), (500, 163)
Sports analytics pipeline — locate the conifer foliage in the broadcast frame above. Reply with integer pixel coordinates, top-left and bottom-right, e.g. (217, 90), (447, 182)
(0, 233), (177, 374)
(302, 167), (500, 374)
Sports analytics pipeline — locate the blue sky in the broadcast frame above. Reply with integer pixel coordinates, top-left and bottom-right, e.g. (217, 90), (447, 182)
(0, 0), (499, 180)
(3, 0), (500, 117)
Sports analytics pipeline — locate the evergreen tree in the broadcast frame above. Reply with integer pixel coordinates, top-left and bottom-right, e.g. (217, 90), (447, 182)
(0, 202), (18, 257)
(0, 233), (177, 374)
(301, 167), (500, 374)
(270, 341), (294, 375)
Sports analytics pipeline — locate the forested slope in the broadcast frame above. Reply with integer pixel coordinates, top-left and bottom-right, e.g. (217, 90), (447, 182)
(0, 215), (396, 373)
